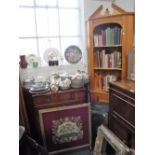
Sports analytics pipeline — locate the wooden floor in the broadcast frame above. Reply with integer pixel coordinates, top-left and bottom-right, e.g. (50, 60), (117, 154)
(55, 148), (92, 155)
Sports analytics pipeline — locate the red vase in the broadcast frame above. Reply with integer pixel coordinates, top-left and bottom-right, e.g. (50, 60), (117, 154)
(19, 55), (28, 69)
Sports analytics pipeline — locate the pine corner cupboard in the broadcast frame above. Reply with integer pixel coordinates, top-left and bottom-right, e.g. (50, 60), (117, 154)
(87, 4), (134, 103)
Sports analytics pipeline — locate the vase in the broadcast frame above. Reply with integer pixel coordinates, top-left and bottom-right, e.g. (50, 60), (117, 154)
(19, 55), (28, 69)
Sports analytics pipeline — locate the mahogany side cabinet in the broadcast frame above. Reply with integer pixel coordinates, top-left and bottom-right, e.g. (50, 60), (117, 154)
(23, 87), (91, 154)
(109, 80), (135, 149)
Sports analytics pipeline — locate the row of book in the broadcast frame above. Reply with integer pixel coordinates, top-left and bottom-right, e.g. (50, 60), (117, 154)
(94, 26), (121, 46)
(94, 50), (121, 68)
(95, 74), (117, 91)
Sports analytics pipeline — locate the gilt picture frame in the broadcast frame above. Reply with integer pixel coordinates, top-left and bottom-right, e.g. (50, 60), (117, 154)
(38, 103), (91, 154)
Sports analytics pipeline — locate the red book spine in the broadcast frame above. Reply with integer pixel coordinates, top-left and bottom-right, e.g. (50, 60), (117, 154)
(102, 31), (106, 46)
(102, 49), (105, 68)
(109, 53), (113, 68)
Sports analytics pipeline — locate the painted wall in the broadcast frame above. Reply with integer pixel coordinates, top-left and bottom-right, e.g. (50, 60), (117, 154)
(84, 0), (135, 21)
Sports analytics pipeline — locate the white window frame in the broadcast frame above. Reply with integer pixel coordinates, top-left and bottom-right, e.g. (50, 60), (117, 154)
(19, 0), (86, 66)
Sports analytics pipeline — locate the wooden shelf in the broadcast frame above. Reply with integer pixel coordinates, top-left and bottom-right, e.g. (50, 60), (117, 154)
(93, 45), (122, 48)
(90, 90), (109, 94)
(94, 67), (122, 71)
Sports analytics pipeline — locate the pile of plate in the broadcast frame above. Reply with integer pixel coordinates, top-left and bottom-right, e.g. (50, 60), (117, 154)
(29, 82), (50, 95)
(23, 79), (34, 89)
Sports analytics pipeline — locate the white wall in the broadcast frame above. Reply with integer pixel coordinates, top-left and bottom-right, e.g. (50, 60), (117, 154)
(115, 0), (135, 12)
(84, 0), (135, 21)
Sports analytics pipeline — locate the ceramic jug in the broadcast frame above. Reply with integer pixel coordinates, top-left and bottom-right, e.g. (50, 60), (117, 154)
(19, 55), (28, 69)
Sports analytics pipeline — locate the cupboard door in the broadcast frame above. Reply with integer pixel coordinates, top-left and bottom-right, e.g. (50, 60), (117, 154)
(109, 113), (134, 147)
(109, 114), (128, 145)
(110, 90), (135, 127)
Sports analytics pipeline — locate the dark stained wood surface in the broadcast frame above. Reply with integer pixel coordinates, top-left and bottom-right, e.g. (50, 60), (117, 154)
(109, 80), (135, 93)
(23, 87), (88, 145)
(19, 78), (30, 135)
(109, 80), (135, 149)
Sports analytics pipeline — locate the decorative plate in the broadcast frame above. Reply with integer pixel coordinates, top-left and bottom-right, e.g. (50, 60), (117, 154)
(43, 48), (59, 63)
(26, 54), (41, 68)
(64, 45), (82, 64)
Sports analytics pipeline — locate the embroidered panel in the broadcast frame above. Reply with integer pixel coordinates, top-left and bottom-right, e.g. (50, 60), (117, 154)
(39, 103), (90, 154)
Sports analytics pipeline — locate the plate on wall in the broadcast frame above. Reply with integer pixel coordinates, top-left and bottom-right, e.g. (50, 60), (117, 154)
(26, 54), (41, 68)
(64, 45), (82, 64)
(43, 48), (59, 63)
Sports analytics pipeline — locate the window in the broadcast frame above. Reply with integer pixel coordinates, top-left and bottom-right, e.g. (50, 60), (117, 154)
(19, 0), (85, 66)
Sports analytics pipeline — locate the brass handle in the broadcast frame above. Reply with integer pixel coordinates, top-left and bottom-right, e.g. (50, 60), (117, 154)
(71, 93), (75, 99)
(45, 96), (51, 102)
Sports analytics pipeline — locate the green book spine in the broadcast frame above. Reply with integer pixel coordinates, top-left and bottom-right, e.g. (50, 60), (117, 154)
(114, 51), (117, 67)
(117, 52), (121, 68)
(110, 28), (113, 45)
(106, 27), (110, 46)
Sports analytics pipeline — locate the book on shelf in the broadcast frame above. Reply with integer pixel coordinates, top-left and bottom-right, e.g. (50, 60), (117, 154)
(94, 49), (121, 68)
(94, 26), (121, 47)
(113, 50), (121, 68)
(94, 73), (117, 91)
(117, 27), (121, 45)
(112, 28), (115, 45)
(101, 49), (105, 67)
(109, 28), (113, 45)
(114, 27), (118, 45)
(101, 74), (117, 91)
(114, 26), (121, 45)
(109, 53), (113, 68)
(105, 27), (110, 46)
(97, 50), (101, 67)
(94, 52), (97, 67)
(94, 33), (99, 47)
(117, 51), (121, 68)
(102, 30), (106, 46)
(98, 34), (102, 46)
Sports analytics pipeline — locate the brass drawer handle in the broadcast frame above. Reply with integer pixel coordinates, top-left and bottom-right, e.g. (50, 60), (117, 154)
(35, 99), (41, 104)
(71, 93), (75, 99)
(45, 96), (51, 102)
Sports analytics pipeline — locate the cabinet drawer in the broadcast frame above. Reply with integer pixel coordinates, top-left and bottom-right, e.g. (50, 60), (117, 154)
(110, 91), (135, 126)
(110, 88), (134, 105)
(33, 95), (52, 106)
(59, 90), (86, 101)
(109, 114), (134, 147)
(33, 90), (86, 106)
(75, 90), (86, 99)
(59, 92), (75, 100)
